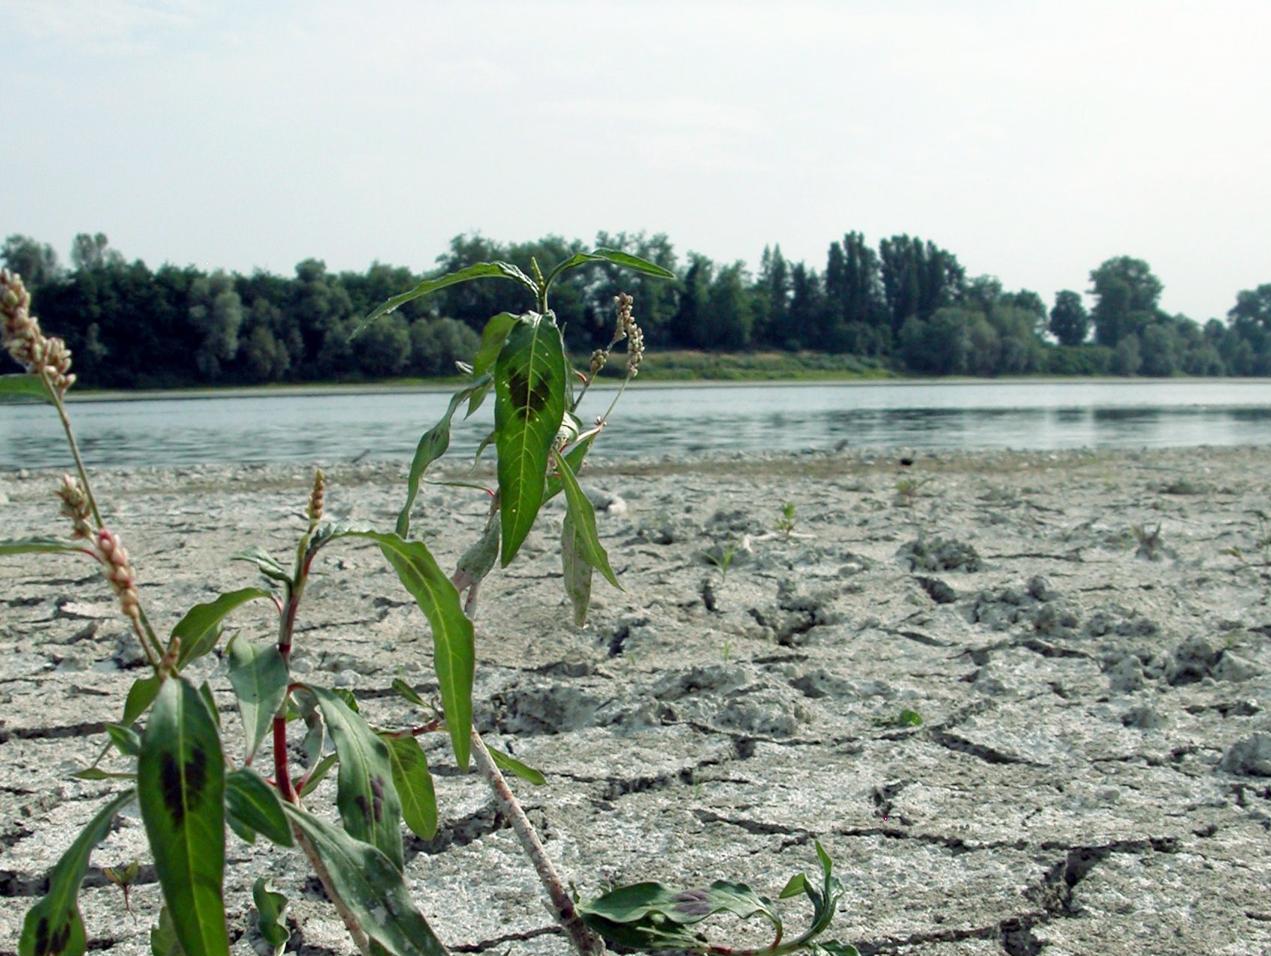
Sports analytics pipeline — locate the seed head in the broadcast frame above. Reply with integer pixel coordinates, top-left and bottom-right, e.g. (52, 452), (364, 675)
(95, 528), (141, 622)
(57, 474), (94, 539)
(612, 292), (634, 343)
(588, 348), (609, 378)
(307, 468), (326, 523)
(0, 269), (75, 395)
(625, 321), (644, 378)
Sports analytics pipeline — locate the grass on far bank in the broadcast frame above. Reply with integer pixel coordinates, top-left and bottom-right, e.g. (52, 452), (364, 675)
(592, 349), (892, 382)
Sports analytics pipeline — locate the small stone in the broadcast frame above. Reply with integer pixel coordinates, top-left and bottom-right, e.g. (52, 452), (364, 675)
(1218, 734), (1271, 776)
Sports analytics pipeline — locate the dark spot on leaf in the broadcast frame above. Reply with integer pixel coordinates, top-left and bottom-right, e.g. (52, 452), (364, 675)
(507, 368), (550, 420)
(34, 914), (72, 956)
(354, 794), (372, 824)
(160, 745), (208, 827)
(371, 776), (385, 822)
(673, 888), (712, 916)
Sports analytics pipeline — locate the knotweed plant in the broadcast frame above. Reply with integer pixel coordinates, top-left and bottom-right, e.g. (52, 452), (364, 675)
(1, 258), (857, 956)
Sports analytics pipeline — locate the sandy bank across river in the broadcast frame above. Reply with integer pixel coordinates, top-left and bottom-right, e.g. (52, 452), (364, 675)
(1, 446), (1268, 955)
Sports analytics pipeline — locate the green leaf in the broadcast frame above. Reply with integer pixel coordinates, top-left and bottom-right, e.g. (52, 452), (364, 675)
(122, 675), (162, 725)
(305, 686), (404, 871)
(391, 678), (426, 707)
(395, 377), (489, 538)
(225, 768), (293, 848)
(105, 723), (141, 758)
(19, 790), (135, 956)
(580, 878), (782, 950)
(561, 513), (593, 628)
(896, 708), (923, 728)
(472, 311), (518, 377)
(137, 677), (228, 956)
(0, 373), (50, 404)
(284, 804), (449, 956)
(322, 529), (474, 769)
(779, 873), (809, 899)
(252, 879), (290, 956)
(197, 682), (220, 729)
(813, 943), (861, 956)
(554, 449), (620, 589)
(172, 587), (272, 668)
(226, 636), (288, 764)
(364, 261), (536, 325)
(494, 314), (567, 566)
(0, 537), (86, 557)
(487, 744), (546, 786)
(231, 548), (291, 586)
(453, 512), (499, 591)
(71, 768), (136, 782)
(380, 734), (438, 840)
(149, 906), (181, 956)
(542, 433), (595, 504)
(543, 248), (676, 293)
(299, 752), (338, 797)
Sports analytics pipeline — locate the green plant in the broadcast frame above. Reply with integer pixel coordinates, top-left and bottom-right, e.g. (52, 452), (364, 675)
(2, 261), (857, 956)
(892, 476), (929, 507)
(776, 501), (797, 538)
(706, 541), (738, 582)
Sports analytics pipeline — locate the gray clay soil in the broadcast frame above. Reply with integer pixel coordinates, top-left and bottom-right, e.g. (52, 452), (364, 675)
(1, 446), (1269, 955)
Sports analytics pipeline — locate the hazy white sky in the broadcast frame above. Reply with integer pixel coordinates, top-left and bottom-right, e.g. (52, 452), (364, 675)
(2, 0), (1268, 320)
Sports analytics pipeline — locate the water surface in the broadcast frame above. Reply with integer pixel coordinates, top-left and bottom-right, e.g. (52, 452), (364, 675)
(3, 380), (1270, 470)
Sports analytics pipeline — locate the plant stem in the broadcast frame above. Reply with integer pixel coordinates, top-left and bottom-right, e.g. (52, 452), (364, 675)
(42, 370), (169, 666)
(469, 729), (604, 956)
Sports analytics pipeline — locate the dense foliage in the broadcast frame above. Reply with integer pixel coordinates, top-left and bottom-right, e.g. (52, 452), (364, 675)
(3, 231), (1264, 387)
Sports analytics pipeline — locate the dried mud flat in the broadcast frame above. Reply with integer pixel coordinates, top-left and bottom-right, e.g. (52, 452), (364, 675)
(1, 446), (1269, 956)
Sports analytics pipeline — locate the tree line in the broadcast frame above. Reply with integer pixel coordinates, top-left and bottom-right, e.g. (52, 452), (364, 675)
(3, 230), (1269, 388)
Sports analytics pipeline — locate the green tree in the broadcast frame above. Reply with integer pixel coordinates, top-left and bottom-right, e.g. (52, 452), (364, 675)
(1112, 332), (1142, 375)
(1, 234), (61, 289)
(1049, 290), (1090, 346)
(1089, 256), (1162, 346)
(704, 262), (753, 349)
(786, 262), (824, 350)
(188, 271), (244, 380)
(880, 235), (965, 337)
(70, 232), (124, 271)
(898, 307), (971, 374)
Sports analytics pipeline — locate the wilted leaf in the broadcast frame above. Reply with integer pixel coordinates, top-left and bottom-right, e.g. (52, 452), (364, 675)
(231, 548), (291, 586)
(561, 513), (593, 627)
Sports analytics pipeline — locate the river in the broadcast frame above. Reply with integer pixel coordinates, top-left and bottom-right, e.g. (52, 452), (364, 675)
(2, 380), (1271, 470)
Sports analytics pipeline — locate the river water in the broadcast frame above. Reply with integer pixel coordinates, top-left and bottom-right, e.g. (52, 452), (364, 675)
(3, 380), (1271, 471)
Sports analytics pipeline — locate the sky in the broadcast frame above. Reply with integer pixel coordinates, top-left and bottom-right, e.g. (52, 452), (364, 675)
(2, 0), (1268, 322)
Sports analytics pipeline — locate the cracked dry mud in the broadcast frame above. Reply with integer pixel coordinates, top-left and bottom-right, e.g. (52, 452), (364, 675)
(1, 446), (1269, 956)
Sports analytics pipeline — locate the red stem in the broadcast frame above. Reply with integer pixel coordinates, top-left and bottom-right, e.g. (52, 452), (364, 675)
(273, 713), (296, 803)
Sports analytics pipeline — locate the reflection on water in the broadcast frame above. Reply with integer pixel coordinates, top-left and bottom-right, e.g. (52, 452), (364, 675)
(3, 380), (1271, 470)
